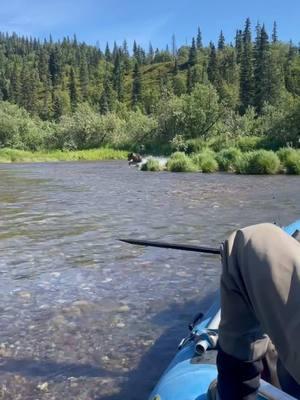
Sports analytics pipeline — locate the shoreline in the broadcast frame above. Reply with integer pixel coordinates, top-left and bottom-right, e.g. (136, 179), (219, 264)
(0, 148), (128, 164)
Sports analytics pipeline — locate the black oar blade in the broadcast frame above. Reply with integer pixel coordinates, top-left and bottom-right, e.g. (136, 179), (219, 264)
(119, 238), (220, 255)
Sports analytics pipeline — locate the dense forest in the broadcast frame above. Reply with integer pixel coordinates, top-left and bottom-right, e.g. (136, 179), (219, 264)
(0, 18), (300, 154)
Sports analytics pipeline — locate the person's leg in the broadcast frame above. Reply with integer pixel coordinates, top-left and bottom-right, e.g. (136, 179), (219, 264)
(217, 223), (300, 399)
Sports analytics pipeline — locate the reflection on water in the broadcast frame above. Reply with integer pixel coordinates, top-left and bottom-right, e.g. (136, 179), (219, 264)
(0, 161), (299, 399)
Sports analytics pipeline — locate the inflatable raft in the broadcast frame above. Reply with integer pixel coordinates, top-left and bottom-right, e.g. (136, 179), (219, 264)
(148, 220), (300, 400)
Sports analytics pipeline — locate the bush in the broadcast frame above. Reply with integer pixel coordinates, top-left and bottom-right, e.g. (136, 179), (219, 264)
(235, 136), (263, 152)
(277, 147), (298, 163)
(140, 158), (161, 171)
(283, 151), (300, 174)
(192, 150), (218, 173)
(166, 152), (196, 172)
(216, 147), (242, 172)
(235, 150), (280, 174)
(0, 101), (48, 150)
(185, 138), (207, 154)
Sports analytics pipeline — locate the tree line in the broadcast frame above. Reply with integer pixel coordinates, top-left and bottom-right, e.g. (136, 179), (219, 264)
(0, 19), (299, 151)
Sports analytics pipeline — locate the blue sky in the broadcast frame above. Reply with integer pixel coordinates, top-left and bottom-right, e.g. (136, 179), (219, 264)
(1, 0), (299, 50)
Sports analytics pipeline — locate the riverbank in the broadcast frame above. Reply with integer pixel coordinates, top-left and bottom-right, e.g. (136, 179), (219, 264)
(141, 148), (300, 175)
(0, 148), (128, 163)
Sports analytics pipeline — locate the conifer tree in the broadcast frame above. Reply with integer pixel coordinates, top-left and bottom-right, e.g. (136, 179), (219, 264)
(218, 31), (225, 50)
(148, 42), (154, 63)
(240, 18), (255, 112)
(207, 42), (218, 84)
(196, 27), (203, 49)
(235, 30), (243, 64)
(100, 75), (114, 114)
(188, 37), (197, 66)
(254, 25), (280, 111)
(105, 43), (111, 62)
(10, 63), (21, 104)
(49, 46), (61, 86)
(272, 21), (278, 44)
(132, 62), (142, 106)
(79, 56), (89, 101)
(69, 67), (78, 111)
(113, 50), (124, 101)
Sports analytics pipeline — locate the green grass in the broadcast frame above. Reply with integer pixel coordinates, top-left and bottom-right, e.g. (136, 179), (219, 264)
(0, 148), (128, 163)
(140, 158), (162, 171)
(192, 150), (218, 173)
(235, 150), (280, 175)
(283, 151), (300, 174)
(166, 152), (196, 172)
(216, 147), (242, 172)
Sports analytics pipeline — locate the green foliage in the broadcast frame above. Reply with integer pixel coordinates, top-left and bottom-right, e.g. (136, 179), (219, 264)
(0, 24), (299, 155)
(0, 101), (47, 150)
(216, 147), (242, 171)
(277, 147), (297, 163)
(235, 136), (263, 152)
(140, 158), (161, 171)
(183, 83), (220, 139)
(185, 138), (208, 154)
(166, 152), (196, 172)
(235, 150), (280, 174)
(192, 150), (218, 172)
(278, 148), (300, 174)
(0, 148), (128, 163)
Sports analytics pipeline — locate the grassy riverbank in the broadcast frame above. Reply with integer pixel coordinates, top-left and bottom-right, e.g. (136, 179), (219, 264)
(142, 148), (300, 175)
(0, 148), (128, 163)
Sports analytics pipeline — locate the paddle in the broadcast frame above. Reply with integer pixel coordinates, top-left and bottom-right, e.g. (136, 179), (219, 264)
(119, 238), (220, 255)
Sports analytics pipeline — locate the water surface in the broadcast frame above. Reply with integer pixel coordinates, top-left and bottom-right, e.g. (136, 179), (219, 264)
(0, 162), (299, 399)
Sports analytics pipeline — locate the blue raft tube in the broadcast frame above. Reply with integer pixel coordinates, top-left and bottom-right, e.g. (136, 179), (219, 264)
(148, 220), (300, 400)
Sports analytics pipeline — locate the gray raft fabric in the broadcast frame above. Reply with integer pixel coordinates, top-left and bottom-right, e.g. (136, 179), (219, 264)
(218, 223), (300, 384)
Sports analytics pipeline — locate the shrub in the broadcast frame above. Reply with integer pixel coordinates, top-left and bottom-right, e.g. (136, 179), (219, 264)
(140, 158), (161, 171)
(235, 150), (280, 174)
(185, 138), (207, 154)
(216, 147), (242, 172)
(284, 152), (300, 175)
(192, 150), (218, 173)
(166, 152), (196, 172)
(277, 147), (298, 163)
(0, 101), (47, 150)
(235, 136), (262, 152)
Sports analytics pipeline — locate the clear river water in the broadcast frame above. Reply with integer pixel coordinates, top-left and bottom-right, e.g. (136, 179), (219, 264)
(0, 161), (299, 399)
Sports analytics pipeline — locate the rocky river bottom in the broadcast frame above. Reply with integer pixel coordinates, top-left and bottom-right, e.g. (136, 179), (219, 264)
(0, 161), (299, 399)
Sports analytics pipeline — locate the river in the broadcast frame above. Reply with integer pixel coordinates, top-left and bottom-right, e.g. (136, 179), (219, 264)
(0, 161), (299, 399)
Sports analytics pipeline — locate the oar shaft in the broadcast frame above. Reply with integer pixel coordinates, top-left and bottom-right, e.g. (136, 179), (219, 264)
(119, 238), (220, 255)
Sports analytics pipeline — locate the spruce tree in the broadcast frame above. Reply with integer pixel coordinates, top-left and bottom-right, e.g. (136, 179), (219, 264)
(132, 62), (142, 106)
(240, 18), (255, 112)
(235, 30), (243, 64)
(10, 63), (21, 104)
(207, 42), (218, 84)
(69, 67), (78, 111)
(188, 37), (197, 66)
(272, 21), (278, 44)
(79, 56), (89, 101)
(105, 43), (111, 62)
(148, 42), (154, 63)
(218, 31), (225, 50)
(49, 46), (61, 86)
(196, 27), (203, 49)
(254, 25), (280, 111)
(100, 75), (114, 114)
(113, 50), (124, 101)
